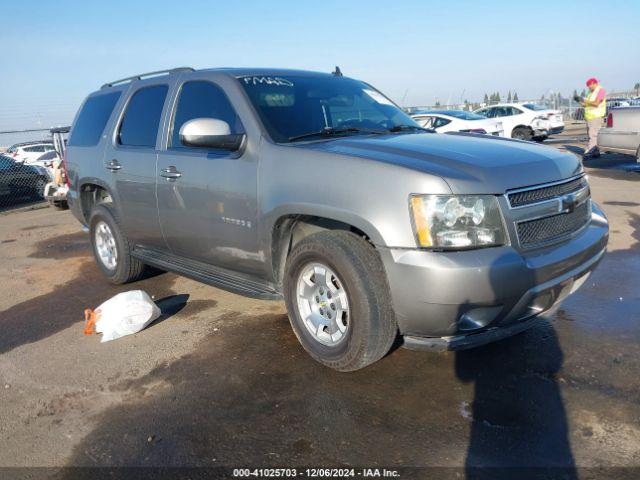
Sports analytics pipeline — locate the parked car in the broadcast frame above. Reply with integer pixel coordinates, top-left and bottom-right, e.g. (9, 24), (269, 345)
(0, 153), (49, 203)
(598, 106), (640, 161)
(520, 103), (564, 134)
(474, 103), (551, 141)
(43, 126), (71, 210)
(66, 67), (608, 371)
(410, 110), (504, 136)
(7, 142), (55, 164)
(33, 149), (59, 169)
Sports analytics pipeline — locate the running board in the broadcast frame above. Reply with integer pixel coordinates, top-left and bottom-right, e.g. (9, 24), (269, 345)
(132, 247), (282, 300)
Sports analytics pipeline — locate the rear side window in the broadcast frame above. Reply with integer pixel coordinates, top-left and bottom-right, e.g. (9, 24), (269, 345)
(118, 85), (168, 148)
(68, 92), (121, 147)
(170, 81), (243, 149)
(433, 117), (451, 128)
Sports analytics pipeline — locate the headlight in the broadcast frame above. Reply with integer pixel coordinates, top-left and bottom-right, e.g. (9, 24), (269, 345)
(410, 195), (507, 249)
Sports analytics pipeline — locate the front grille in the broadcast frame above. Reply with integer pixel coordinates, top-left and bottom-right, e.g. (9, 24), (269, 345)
(508, 176), (587, 208)
(516, 201), (590, 247)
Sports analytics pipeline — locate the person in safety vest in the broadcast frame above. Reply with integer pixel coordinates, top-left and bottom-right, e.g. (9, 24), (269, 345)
(579, 77), (606, 158)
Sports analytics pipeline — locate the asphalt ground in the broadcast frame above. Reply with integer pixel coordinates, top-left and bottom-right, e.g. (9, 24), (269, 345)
(0, 127), (638, 479)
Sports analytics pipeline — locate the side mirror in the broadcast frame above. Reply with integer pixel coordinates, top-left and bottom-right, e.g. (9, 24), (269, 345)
(179, 118), (245, 151)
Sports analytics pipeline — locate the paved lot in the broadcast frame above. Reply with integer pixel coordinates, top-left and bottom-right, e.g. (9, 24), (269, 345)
(0, 130), (639, 478)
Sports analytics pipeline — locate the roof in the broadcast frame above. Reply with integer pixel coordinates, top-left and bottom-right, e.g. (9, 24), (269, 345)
(411, 109), (468, 116)
(100, 66), (338, 89)
(202, 67), (336, 78)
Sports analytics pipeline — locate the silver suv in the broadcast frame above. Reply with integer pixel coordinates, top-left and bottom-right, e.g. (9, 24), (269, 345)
(66, 67), (608, 371)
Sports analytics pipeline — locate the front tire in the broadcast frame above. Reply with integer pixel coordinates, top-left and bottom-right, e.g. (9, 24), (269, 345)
(284, 231), (397, 371)
(89, 203), (147, 284)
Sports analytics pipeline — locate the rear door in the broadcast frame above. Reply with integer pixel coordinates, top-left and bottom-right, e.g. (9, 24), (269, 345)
(156, 77), (260, 274)
(103, 83), (170, 250)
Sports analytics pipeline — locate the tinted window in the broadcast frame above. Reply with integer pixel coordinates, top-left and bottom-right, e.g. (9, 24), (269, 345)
(509, 107), (523, 115)
(69, 92), (121, 147)
(171, 81), (244, 149)
(118, 85), (168, 148)
(38, 150), (58, 160)
(523, 103), (545, 111)
(432, 117), (451, 128)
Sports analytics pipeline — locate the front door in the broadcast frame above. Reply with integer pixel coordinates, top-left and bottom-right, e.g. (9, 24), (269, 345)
(103, 83), (169, 249)
(156, 79), (260, 274)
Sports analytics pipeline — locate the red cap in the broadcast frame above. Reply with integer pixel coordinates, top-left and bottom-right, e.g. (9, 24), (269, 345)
(586, 77), (598, 86)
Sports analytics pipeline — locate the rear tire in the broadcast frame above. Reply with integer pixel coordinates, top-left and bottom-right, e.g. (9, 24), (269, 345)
(89, 203), (147, 284)
(512, 127), (532, 141)
(283, 230), (397, 371)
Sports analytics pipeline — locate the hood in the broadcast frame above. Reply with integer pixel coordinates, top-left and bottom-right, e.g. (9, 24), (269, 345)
(301, 132), (582, 194)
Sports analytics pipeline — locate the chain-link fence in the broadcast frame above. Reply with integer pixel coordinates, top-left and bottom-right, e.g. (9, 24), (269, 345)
(0, 128), (68, 212)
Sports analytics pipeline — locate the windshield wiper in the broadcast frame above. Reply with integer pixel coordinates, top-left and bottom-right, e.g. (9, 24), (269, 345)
(387, 124), (433, 133)
(288, 127), (384, 142)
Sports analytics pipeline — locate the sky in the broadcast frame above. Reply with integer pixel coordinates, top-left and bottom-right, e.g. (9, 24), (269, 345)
(1, 0), (639, 144)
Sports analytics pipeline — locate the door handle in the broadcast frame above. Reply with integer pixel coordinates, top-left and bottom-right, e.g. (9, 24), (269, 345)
(105, 159), (122, 171)
(160, 166), (182, 180)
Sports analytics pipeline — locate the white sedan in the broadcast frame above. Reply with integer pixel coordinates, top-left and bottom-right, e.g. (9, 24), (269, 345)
(410, 110), (504, 136)
(474, 103), (552, 141)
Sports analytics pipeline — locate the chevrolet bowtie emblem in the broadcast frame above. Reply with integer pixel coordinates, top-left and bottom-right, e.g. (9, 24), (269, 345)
(561, 193), (578, 213)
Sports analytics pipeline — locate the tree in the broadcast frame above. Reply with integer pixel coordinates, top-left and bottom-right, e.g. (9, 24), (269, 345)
(495, 92), (501, 103)
(635, 83), (640, 95)
(483, 93), (489, 105)
(435, 100), (441, 107)
(507, 91), (512, 103)
(513, 91), (519, 102)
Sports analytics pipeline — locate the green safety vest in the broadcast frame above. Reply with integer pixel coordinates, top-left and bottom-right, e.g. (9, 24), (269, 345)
(584, 86), (606, 120)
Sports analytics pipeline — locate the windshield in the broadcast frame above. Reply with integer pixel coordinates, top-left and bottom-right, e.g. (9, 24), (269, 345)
(522, 103), (547, 111)
(238, 75), (419, 142)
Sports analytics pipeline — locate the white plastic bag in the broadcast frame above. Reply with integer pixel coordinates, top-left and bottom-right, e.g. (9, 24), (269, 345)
(92, 290), (161, 342)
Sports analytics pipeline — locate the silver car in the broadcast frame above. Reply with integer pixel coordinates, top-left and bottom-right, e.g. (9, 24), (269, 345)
(66, 67), (608, 371)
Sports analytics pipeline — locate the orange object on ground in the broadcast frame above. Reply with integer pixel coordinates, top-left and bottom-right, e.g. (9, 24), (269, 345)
(83, 309), (100, 335)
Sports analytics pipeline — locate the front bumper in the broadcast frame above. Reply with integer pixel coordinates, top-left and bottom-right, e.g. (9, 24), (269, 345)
(379, 202), (609, 346)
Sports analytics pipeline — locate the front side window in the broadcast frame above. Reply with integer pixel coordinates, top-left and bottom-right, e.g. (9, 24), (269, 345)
(170, 81), (244, 149)
(68, 91), (121, 147)
(238, 75), (419, 143)
(118, 85), (168, 148)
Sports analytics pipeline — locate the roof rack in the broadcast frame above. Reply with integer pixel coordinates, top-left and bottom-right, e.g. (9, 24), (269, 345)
(101, 67), (194, 89)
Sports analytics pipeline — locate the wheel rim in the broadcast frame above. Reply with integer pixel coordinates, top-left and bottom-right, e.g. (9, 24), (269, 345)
(296, 262), (350, 347)
(94, 221), (118, 271)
